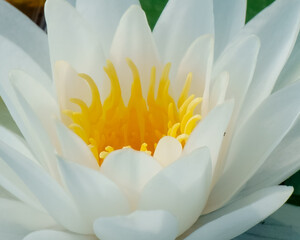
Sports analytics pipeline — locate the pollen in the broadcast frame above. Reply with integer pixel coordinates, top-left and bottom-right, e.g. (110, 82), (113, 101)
(64, 59), (202, 166)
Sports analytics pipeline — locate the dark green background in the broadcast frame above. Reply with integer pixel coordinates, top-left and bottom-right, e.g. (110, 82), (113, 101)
(139, 0), (299, 206)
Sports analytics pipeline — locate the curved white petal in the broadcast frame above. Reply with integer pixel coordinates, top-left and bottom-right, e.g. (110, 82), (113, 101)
(0, 198), (56, 240)
(213, 0), (246, 60)
(76, 0), (139, 56)
(241, 116), (300, 196)
(154, 0), (214, 74)
(24, 230), (98, 240)
(206, 81), (300, 213)
(213, 35), (260, 119)
(209, 72), (229, 110)
(101, 149), (162, 209)
(0, 127), (43, 210)
(110, 5), (160, 102)
(94, 210), (178, 240)
(0, 35), (51, 92)
(55, 120), (99, 170)
(54, 61), (92, 117)
(45, 0), (105, 91)
(237, 204), (300, 240)
(181, 186), (293, 240)
(174, 35), (214, 109)
(57, 157), (130, 228)
(153, 136), (182, 167)
(0, 0), (51, 76)
(0, 140), (89, 234)
(10, 70), (59, 148)
(274, 34), (300, 92)
(235, 0), (300, 126)
(184, 100), (234, 177)
(139, 147), (212, 235)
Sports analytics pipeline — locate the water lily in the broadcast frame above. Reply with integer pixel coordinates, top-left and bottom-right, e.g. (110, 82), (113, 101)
(0, 0), (300, 239)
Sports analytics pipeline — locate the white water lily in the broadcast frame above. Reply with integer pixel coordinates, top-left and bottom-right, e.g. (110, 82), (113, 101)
(0, 0), (300, 239)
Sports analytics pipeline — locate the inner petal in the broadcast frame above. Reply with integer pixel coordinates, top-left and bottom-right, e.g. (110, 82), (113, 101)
(63, 59), (202, 166)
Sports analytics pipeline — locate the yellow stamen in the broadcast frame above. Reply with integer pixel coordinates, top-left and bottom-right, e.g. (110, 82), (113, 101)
(64, 59), (202, 166)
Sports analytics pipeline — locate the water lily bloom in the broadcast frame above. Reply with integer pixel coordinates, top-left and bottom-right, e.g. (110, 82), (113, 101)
(0, 0), (300, 239)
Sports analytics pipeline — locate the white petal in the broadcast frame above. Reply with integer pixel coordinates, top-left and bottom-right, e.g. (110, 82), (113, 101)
(55, 120), (99, 170)
(76, 0), (139, 56)
(10, 70), (60, 148)
(45, 0), (105, 90)
(274, 34), (300, 91)
(101, 149), (162, 209)
(24, 230), (98, 240)
(154, 0), (214, 74)
(110, 5), (160, 102)
(57, 156), (130, 227)
(0, 140), (89, 234)
(241, 116), (300, 196)
(0, 35), (51, 91)
(3, 80), (59, 178)
(213, 0), (246, 60)
(174, 35), (214, 107)
(0, 0), (51, 76)
(54, 61), (92, 117)
(139, 147), (212, 235)
(94, 210), (178, 240)
(154, 136), (182, 167)
(206, 81), (300, 213)
(236, 0), (300, 126)
(181, 186), (293, 240)
(209, 72), (229, 110)
(0, 198), (56, 240)
(184, 100), (234, 177)
(0, 127), (43, 211)
(213, 35), (260, 119)
(237, 205), (300, 240)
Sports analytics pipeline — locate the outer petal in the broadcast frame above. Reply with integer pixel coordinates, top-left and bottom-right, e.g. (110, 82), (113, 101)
(274, 34), (300, 91)
(241, 116), (300, 196)
(0, 35), (51, 91)
(209, 72), (228, 110)
(57, 157), (130, 228)
(0, 140), (89, 234)
(154, 0), (214, 74)
(55, 121), (99, 170)
(206, 81), (300, 213)
(0, 198), (56, 240)
(94, 210), (178, 240)
(139, 147), (212, 235)
(236, 0), (300, 126)
(76, 0), (139, 56)
(184, 100), (234, 177)
(101, 149), (162, 209)
(213, 0), (246, 60)
(24, 230), (98, 240)
(180, 186), (293, 240)
(110, 5), (160, 102)
(9, 70), (59, 148)
(0, 0), (51, 76)
(0, 127), (42, 211)
(45, 0), (105, 90)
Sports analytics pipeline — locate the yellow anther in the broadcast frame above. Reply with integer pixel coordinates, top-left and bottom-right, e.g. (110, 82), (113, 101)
(179, 95), (195, 120)
(168, 122), (180, 138)
(184, 115), (202, 135)
(105, 146), (114, 152)
(178, 72), (192, 108)
(177, 134), (189, 144)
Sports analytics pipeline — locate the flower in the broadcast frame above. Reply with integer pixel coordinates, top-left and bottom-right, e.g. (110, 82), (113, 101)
(0, 0), (300, 239)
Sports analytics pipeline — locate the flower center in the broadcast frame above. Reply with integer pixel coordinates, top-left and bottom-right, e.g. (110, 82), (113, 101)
(64, 59), (202, 166)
